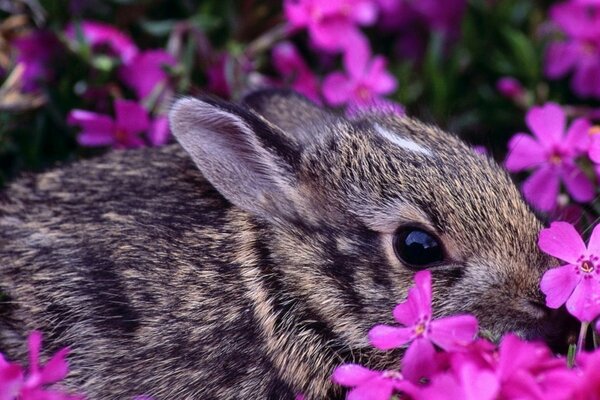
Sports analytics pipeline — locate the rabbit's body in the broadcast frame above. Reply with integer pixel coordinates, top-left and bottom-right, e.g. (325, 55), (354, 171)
(0, 91), (556, 399)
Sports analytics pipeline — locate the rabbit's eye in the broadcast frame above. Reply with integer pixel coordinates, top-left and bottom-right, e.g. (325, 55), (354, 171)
(394, 228), (444, 268)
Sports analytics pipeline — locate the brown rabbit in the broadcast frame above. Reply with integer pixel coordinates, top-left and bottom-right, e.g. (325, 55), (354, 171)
(0, 90), (557, 399)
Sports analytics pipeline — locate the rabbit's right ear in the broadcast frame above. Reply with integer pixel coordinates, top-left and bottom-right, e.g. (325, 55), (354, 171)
(243, 89), (334, 146)
(169, 97), (304, 222)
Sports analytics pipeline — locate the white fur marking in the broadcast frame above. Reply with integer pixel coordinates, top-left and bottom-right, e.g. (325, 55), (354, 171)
(374, 123), (432, 156)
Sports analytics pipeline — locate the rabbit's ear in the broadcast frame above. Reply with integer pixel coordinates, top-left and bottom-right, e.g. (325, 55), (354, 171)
(170, 96), (303, 221)
(243, 89), (334, 146)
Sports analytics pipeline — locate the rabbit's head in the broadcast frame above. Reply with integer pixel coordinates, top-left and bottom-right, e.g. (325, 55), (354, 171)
(170, 90), (556, 367)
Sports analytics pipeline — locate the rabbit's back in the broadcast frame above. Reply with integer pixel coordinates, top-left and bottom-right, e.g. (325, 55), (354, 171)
(0, 144), (296, 399)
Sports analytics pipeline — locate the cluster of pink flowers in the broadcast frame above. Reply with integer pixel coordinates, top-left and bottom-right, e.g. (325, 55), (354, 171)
(64, 22), (175, 149)
(332, 255), (600, 400)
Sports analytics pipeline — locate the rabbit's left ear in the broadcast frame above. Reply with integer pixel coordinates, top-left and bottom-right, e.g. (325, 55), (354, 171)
(169, 96), (304, 222)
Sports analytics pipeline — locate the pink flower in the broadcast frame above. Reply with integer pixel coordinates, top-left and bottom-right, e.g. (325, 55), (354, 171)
(0, 331), (81, 400)
(573, 349), (600, 400)
(65, 21), (138, 63)
(539, 221), (600, 322)
(504, 103), (594, 211)
(284, 0), (377, 53)
(496, 76), (525, 100)
(119, 50), (177, 100)
(332, 364), (418, 400)
(68, 99), (150, 149)
(368, 271), (478, 382)
(322, 44), (397, 107)
(544, 3), (600, 99)
(494, 334), (575, 400)
(272, 42), (320, 102)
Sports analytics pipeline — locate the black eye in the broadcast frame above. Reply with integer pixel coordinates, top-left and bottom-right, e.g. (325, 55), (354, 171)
(394, 228), (444, 268)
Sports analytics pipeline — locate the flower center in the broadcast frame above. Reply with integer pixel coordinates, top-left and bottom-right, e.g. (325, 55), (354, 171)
(582, 40), (597, 55)
(356, 85), (371, 101)
(414, 322), (426, 337)
(115, 128), (128, 143)
(581, 260), (595, 273)
(548, 146), (566, 165)
(382, 370), (404, 381)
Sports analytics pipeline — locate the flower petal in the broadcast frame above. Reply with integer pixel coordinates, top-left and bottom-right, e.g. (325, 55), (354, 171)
(522, 165), (560, 212)
(67, 110), (115, 139)
(564, 117), (592, 152)
(566, 277), (600, 322)
(538, 221), (587, 264)
(27, 331), (42, 374)
(504, 133), (545, 172)
(39, 348), (69, 385)
(368, 325), (414, 350)
(347, 380), (395, 400)
(430, 315), (478, 350)
(561, 163), (595, 203)
(540, 264), (580, 309)
(525, 103), (566, 147)
(401, 338), (436, 383)
(587, 224), (600, 258)
(544, 42), (578, 78)
(322, 72), (353, 106)
(332, 364), (378, 387)
(77, 131), (115, 147)
(114, 99), (150, 135)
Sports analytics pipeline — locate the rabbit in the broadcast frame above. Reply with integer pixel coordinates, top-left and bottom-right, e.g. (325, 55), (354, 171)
(0, 89), (559, 399)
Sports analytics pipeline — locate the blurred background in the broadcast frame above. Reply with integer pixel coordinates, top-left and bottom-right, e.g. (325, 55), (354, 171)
(0, 0), (598, 218)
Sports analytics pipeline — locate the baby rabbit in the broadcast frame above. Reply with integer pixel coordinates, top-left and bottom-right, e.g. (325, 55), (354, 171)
(0, 90), (556, 399)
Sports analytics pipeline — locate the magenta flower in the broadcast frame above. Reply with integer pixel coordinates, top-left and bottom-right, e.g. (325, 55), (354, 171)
(322, 44), (397, 107)
(496, 77), (525, 100)
(13, 30), (62, 92)
(539, 221), (600, 322)
(0, 331), (81, 400)
(368, 271), (478, 382)
(504, 103), (594, 211)
(284, 0), (377, 53)
(544, 3), (600, 99)
(68, 99), (150, 149)
(65, 21), (138, 63)
(119, 50), (177, 100)
(332, 364), (418, 400)
(272, 42), (320, 102)
(495, 334), (576, 400)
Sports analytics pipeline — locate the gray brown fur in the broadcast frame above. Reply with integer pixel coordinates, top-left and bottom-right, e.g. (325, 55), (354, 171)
(0, 90), (556, 399)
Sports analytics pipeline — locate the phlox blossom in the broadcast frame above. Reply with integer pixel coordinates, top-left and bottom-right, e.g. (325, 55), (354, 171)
(539, 221), (600, 322)
(322, 44), (397, 108)
(0, 331), (81, 400)
(284, 0), (377, 53)
(68, 99), (150, 149)
(545, 2), (600, 99)
(368, 270), (478, 382)
(119, 50), (177, 101)
(504, 103), (594, 211)
(332, 364), (417, 400)
(65, 21), (138, 64)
